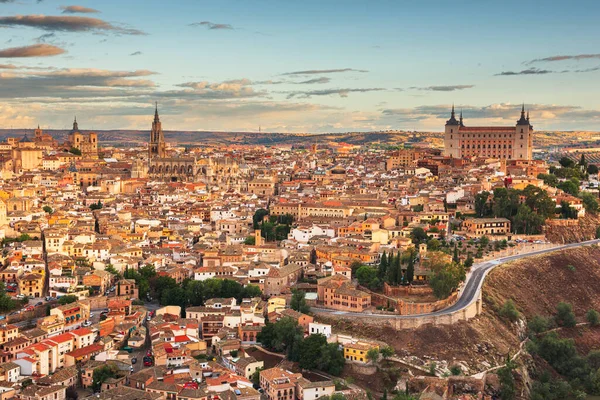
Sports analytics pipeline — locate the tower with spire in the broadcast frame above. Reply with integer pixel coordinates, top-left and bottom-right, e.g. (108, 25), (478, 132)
(149, 102), (166, 159)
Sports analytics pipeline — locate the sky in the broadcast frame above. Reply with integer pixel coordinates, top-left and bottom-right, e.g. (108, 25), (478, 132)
(0, 0), (599, 133)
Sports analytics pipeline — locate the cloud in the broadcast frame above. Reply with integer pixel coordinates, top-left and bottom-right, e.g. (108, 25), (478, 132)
(60, 5), (100, 14)
(0, 67), (157, 99)
(0, 43), (65, 57)
(0, 15), (145, 35)
(189, 21), (233, 30)
(173, 78), (265, 99)
(129, 51), (142, 56)
(528, 53), (600, 64)
(0, 63), (17, 69)
(495, 68), (554, 76)
(294, 77), (331, 84)
(286, 87), (385, 99)
(409, 85), (475, 92)
(496, 66), (600, 76)
(282, 68), (368, 76)
(35, 32), (56, 43)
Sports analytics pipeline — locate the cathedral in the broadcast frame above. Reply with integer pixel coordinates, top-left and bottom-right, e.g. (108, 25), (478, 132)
(145, 105), (241, 186)
(443, 105), (533, 160)
(147, 105), (198, 182)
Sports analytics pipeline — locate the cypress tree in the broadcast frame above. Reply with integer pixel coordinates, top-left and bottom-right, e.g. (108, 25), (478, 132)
(378, 252), (388, 280)
(452, 244), (459, 264)
(406, 249), (415, 284)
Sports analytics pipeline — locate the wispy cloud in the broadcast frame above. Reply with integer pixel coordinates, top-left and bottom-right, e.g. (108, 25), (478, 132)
(60, 5), (100, 14)
(295, 77), (331, 84)
(496, 66), (600, 76)
(189, 21), (233, 30)
(286, 87), (384, 99)
(0, 15), (145, 35)
(129, 51), (142, 56)
(528, 53), (600, 64)
(35, 32), (56, 43)
(282, 68), (368, 76)
(0, 43), (65, 58)
(495, 67), (554, 76)
(409, 85), (475, 91)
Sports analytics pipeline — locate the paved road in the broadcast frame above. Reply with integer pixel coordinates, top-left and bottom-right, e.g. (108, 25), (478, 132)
(313, 239), (600, 319)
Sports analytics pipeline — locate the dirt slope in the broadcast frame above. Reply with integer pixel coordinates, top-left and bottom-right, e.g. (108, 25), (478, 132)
(319, 246), (600, 374)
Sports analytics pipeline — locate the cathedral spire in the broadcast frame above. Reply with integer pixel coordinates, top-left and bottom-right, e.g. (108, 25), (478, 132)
(517, 103), (529, 125)
(446, 103), (459, 126)
(72, 116), (79, 131)
(154, 102), (160, 122)
(459, 109), (464, 127)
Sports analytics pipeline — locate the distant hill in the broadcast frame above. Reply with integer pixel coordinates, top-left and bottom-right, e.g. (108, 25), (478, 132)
(0, 129), (434, 147)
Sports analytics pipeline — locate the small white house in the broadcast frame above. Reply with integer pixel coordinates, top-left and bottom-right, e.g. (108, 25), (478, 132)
(308, 322), (332, 338)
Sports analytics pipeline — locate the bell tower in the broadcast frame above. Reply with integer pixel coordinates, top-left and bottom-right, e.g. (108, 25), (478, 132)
(149, 102), (166, 159)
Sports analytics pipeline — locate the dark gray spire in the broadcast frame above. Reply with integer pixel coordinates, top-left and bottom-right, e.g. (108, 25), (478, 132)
(446, 103), (459, 126)
(517, 103), (529, 125)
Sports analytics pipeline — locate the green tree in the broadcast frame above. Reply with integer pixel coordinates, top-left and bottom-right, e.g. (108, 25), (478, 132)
(588, 164), (599, 175)
(557, 179), (579, 196)
(499, 299), (520, 322)
(497, 356), (516, 400)
(379, 346), (395, 360)
(69, 147), (82, 156)
(586, 309), (600, 327)
(378, 252), (388, 280)
(474, 191), (490, 217)
(429, 269), (460, 299)
(42, 205), (53, 214)
(464, 255), (474, 269)
(405, 249), (415, 284)
(89, 200), (103, 211)
(528, 315), (551, 335)
(556, 302), (577, 328)
(410, 227), (428, 244)
(92, 364), (119, 392)
(366, 348), (380, 364)
(244, 236), (256, 245)
(538, 173), (559, 187)
(559, 156), (575, 168)
(298, 334), (327, 370)
(290, 289), (310, 314)
(356, 266), (379, 289)
(581, 192), (599, 214)
(58, 295), (78, 305)
(253, 209), (269, 229)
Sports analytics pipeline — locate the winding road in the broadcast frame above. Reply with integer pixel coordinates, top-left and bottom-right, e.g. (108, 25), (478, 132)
(313, 239), (600, 319)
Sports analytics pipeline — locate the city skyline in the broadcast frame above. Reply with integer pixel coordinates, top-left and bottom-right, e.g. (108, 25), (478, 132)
(0, 0), (600, 132)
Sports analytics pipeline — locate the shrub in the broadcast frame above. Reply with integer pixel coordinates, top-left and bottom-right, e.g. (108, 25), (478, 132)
(449, 365), (462, 376)
(528, 315), (551, 334)
(499, 299), (520, 322)
(586, 309), (600, 327)
(556, 302), (577, 328)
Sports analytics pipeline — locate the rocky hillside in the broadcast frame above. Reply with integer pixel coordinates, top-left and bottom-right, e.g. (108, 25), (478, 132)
(318, 246), (600, 398)
(545, 214), (600, 244)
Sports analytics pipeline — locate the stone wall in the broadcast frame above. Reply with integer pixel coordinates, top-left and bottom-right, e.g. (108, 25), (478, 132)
(315, 291), (482, 331)
(383, 283), (433, 297)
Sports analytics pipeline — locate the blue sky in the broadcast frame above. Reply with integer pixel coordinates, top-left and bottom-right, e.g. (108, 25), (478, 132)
(0, 0), (599, 132)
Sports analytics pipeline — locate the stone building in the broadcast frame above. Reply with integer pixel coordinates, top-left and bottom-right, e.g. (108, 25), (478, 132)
(65, 118), (98, 159)
(443, 104), (533, 160)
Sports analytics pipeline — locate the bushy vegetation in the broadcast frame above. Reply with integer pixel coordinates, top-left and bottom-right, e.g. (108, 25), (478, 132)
(125, 264), (262, 311)
(474, 185), (557, 234)
(257, 318), (345, 375)
(499, 299), (520, 322)
(290, 289), (310, 314)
